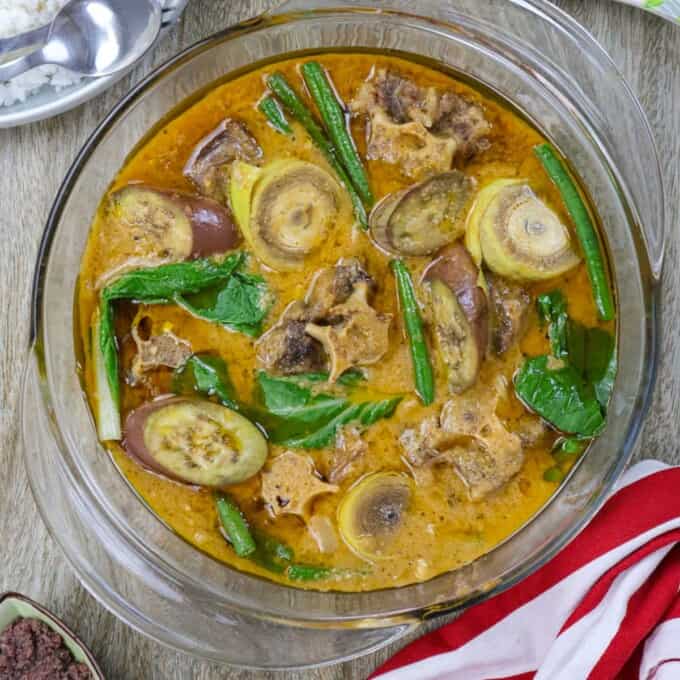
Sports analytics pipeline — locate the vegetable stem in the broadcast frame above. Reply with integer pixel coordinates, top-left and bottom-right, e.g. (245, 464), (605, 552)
(93, 301), (121, 441)
(390, 259), (435, 405)
(534, 143), (614, 321)
(215, 493), (257, 557)
(301, 61), (373, 206)
(266, 72), (368, 229)
(258, 95), (292, 135)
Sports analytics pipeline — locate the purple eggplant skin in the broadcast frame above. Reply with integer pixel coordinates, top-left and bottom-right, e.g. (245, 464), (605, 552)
(122, 396), (190, 484)
(180, 192), (241, 257)
(122, 396), (269, 487)
(183, 118), (263, 203)
(111, 184), (241, 260)
(423, 243), (489, 361)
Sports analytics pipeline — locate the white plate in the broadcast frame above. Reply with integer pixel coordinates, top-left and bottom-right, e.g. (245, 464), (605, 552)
(0, 0), (189, 128)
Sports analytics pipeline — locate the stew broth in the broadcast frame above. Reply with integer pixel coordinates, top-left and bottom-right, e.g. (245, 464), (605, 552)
(77, 52), (612, 591)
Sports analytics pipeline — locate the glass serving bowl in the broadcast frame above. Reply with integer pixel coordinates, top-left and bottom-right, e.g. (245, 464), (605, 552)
(22, 0), (664, 669)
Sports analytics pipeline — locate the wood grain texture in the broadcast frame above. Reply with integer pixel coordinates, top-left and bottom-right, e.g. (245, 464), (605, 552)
(0, 1), (678, 677)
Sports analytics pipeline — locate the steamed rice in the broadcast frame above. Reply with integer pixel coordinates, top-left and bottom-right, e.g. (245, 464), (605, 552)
(0, 0), (83, 107)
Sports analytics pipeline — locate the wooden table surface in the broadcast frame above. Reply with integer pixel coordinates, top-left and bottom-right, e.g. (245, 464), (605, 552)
(1, 1), (678, 678)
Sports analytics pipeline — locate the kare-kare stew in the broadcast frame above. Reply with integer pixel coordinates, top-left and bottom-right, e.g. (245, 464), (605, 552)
(77, 53), (616, 591)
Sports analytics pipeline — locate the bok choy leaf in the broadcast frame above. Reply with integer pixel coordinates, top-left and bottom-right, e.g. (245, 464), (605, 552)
(93, 300), (121, 441)
(256, 371), (401, 449)
(515, 289), (616, 437)
(92, 254), (271, 440)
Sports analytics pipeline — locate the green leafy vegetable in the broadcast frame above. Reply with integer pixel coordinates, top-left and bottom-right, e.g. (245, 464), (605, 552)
(566, 321), (586, 377)
(102, 254), (271, 336)
(256, 371), (402, 449)
(537, 290), (569, 358)
(103, 254), (243, 303)
(173, 354), (238, 410)
(552, 437), (587, 464)
(533, 289), (617, 420)
(585, 329), (617, 409)
(176, 271), (271, 336)
(543, 466), (566, 483)
(279, 398), (401, 449)
(515, 356), (604, 436)
(281, 368), (365, 387)
(94, 254), (271, 440)
(257, 371), (348, 424)
(537, 289), (566, 324)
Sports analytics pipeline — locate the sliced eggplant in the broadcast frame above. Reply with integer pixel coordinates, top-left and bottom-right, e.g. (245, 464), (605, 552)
(246, 159), (346, 271)
(110, 184), (240, 261)
(337, 472), (413, 561)
(369, 171), (472, 256)
(468, 179), (580, 281)
(423, 244), (488, 394)
(184, 118), (262, 202)
(123, 396), (268, 487)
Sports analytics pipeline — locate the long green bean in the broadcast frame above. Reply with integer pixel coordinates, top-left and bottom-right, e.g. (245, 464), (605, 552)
(266, 72), (368, 229)
(534, 143), (614, 321)
(390, 259), (435, 405)
(251, 529), (294, 563)
(215, 493), (256, 557)
(286, 564), (333, 582)
(301, 61), (373, 206)
(258, 95), (292, 135)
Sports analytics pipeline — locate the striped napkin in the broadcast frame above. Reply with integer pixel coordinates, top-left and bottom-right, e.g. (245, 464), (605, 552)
(372, 460), (680, 680)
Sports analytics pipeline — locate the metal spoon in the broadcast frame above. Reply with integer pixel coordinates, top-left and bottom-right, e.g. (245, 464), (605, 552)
(0, 0), (162, 81)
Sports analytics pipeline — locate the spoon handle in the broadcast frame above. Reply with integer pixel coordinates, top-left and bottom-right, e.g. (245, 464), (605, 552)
(0, 48), (48, 82)
(0, 25), (49, 59)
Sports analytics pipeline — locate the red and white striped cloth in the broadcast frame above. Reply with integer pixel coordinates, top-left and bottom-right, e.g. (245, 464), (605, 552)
(372, 460), (680, 680)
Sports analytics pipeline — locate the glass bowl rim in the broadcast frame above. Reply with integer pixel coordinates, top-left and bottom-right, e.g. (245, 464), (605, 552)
(26, 0), (662, 637)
